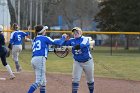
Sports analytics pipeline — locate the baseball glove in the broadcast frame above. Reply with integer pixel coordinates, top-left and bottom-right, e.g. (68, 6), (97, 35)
(54, 46), (69, 58)
(8, 43), (12, 50)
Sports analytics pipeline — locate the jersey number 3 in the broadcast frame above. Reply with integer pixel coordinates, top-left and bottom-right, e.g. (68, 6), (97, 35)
(32, 40), (41, 52)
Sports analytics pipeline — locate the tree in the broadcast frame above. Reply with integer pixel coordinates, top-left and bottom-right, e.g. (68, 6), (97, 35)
(95, 0), (140, 31)
(8, 0), (99, 30)
(58, 0), (99, 29)
(95, 0), (140, 49)
(7, 0), (17, 26)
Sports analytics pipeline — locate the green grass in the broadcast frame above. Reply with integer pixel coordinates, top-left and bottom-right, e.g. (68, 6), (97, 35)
(94, 46), (140, 81)
(1, 46), (140, 81)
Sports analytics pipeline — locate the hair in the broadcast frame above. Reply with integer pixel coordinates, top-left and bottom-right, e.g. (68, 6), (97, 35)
(34, 25), (43, 35)
(12, 23), (19, 30)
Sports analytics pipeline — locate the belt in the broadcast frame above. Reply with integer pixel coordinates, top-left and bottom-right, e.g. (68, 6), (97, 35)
(32, 56), (47, 60)
(77, 58), (91, 63)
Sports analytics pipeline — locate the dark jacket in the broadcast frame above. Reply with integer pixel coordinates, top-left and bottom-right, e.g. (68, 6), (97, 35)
(0, 33), (6, 56)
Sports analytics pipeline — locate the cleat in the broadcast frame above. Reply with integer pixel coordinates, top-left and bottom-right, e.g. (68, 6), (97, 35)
(16, 67), (22, 72)
(10, 74), (15, 80)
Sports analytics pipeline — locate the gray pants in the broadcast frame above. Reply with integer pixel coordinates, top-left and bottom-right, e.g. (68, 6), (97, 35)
(31, 56), (47, 86)
(12, 45), (22, 62)
(72, 58), (94, 83)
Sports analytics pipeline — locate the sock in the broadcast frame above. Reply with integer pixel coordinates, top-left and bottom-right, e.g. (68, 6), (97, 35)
(72, 82), (79, 93)
(28, 83), (39, 93)
(87, 82), (94, 93)
(40, 86), (46, 93)
(5, 64), (13, 75)
(15, 61), (20, 70)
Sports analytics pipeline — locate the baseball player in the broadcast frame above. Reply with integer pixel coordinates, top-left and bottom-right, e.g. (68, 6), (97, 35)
(27, 25), (67, 93)
(62, 27), (94, 93)
(8, 23), (29, 72)
(0, 25), (15, 79)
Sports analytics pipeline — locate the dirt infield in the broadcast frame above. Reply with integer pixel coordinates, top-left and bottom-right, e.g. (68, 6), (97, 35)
(0, 71), (140, 93)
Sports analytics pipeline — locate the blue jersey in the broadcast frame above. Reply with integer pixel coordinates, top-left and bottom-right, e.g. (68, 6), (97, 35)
(32, 35), (65, 58)
(63, 36), (92, 62)
(10, 30), (28, 45)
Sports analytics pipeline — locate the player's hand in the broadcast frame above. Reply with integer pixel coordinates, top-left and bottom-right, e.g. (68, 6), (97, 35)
(62, 33), (67, 38)
(62, 34), (68, 40)
(62, 34), (70, 41)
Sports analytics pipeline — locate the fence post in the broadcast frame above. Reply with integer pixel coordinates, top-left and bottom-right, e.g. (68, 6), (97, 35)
(110, 34), (113, 55)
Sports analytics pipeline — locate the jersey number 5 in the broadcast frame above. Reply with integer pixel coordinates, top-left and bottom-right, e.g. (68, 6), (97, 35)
(18, 35), (21, 41)
(32, 40), (41, 52)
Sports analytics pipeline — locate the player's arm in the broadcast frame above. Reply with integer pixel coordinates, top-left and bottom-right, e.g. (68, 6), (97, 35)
(61, 38), (72, 46)
(21, 31), (29, 36)
(21, 31), (32, 42)
(9, 32), (15, 44)
(8, 32), (15, 49)
(45, 35), (66, 46)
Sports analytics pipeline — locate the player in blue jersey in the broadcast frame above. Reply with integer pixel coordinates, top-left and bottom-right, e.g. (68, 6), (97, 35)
(62, 27), (94, 93)
(27, 25), (67, 93)
(0, 25), (15, 79)
(8, 23), (29, 72)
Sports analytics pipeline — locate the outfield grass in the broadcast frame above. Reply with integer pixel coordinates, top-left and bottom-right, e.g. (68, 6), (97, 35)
(94, 46), (140, 80)
(1, 46), (140, 81)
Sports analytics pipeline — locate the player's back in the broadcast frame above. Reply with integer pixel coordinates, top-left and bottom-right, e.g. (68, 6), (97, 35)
(10, 30), (28, 45)
(32, 35), (49, 58)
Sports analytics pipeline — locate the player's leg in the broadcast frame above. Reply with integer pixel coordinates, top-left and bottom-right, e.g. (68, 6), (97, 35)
(40, 85), (46, 93)
(1, 53), (15, 79)
(28, 82), (39, 93)
(82, 59), (94, 93)
(12, 45), (20, 71)
(30, 56), (46, 93)
(12, 45), (22, 72)
(16, 45), (22, 71)
(38, 57), (46, 93)
(28, 57), (39, 93)
(28, 56), (46, 93)
(72, 61), (83, 93)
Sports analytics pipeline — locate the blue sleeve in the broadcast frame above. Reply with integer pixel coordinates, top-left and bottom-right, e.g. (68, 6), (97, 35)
(19, 31), (29, 37)
(10, 39), (13, 44)
(61, 39), (72, 46)
(9, 32), (15, 44)
(25, 32), (30, 36)
(53, 36), (66, 45)
(21, 31), (28, 37)
(45, 36), (66, 46)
